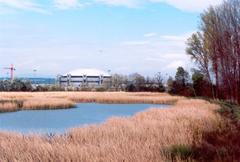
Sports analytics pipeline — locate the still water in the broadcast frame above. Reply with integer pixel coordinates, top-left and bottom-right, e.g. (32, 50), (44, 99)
(0, 103), (168, 134)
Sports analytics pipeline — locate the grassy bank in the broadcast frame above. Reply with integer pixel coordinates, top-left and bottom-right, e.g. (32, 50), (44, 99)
(0, 92), (182, 112)
(0, 98), (220, 162)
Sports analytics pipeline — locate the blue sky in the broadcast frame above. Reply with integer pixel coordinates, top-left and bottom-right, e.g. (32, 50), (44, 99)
(0, 0), (222, 78)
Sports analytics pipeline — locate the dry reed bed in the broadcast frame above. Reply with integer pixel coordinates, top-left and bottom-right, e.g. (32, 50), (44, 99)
(22, 98), (76, 110)
(0, 92), (182, 112)
(0, 102), (19, 113)
(0, 99), (220, 162)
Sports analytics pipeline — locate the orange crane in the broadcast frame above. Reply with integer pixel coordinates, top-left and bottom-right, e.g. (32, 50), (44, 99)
(4, 64), (16, 81)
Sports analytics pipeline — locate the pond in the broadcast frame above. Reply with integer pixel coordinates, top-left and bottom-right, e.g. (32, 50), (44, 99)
(0, 103), (168, 134)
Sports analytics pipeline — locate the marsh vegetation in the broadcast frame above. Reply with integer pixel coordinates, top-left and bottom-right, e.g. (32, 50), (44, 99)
(0, 96), (220, 162)
(0, 92), (181, 113)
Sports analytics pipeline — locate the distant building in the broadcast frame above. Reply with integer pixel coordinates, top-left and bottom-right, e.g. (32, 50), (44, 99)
(58, 68), (111, 88)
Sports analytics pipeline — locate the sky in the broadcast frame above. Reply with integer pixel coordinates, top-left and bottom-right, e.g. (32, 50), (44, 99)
(0, 0), (223, 78)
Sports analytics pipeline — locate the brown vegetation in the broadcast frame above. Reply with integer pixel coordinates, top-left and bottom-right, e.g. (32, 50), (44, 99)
(193, 119), (240, 162)
(0, 98), (220, 162)
(192, 102), (240, 162)
(22, 97), (76, 110)
(0, 102), (19, 113)
(0, 92), (182, 112)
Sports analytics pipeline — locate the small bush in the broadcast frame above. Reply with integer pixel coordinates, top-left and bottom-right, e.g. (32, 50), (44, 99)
(95, 87), (106, 92)
(215, 100), (240, 120)
(164, 144), (194, 161)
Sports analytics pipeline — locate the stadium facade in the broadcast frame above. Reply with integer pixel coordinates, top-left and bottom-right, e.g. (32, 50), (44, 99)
(58, 68), (111, 87)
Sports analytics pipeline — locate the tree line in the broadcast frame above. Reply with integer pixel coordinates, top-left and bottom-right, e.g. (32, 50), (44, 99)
(0, 79), (32, 91)
(111, 72), (165, 92)
(112, 67), (208, 98)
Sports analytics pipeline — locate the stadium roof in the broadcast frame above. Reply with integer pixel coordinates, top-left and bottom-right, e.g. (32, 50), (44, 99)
(64, 68), (111, 77)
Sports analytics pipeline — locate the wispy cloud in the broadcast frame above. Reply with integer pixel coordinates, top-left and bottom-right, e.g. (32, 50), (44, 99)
(53, 0), (83, 9)
(0, 0), (224, 13)
(165, 60), (185, 69)
(161, 32), (194, 41)
(121, 32), (193, 74)
(149, 0), (223, 12)
(95, 0), (140, 8)
(94, 0), (223, 11)
(0, 29), (193, 77)
(0, 0), (49, 13)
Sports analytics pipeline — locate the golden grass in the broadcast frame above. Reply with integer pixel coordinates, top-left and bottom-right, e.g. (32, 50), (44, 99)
(22, 97), (75, 110)
(0, 92), (182, 112)
(0, 98), (220, 162)
(0, 102), (19, 113)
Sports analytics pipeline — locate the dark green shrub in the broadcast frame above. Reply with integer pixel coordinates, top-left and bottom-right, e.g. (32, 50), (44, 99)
(164, 144), (194, 161)
(95, 87), (106, 92)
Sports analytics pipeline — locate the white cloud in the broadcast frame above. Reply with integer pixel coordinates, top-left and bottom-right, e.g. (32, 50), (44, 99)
(0, 0), (224, 13)
(149, 0), (223, 12)
(94, 0), (223, 11)
(161, 32), (194, 42)
(165, 60), (185, 69)
(161, 35), (187, 42)
(95, 0), (140, 8)
(0, 31), (193, 77)
(53, 0), (83, 9)
(0, 0), (48, 13)
(119, 31), (193, 75)
(162, 53), (188, 59)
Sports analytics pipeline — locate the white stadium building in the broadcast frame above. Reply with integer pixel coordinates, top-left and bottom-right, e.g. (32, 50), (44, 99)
(58, 68), (111, 87)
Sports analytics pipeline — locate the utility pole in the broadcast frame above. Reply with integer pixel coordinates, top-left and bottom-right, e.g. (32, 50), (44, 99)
(33, 69), (37, 77)
(33, 69), (37, 84)
(4, 64), (16, 81)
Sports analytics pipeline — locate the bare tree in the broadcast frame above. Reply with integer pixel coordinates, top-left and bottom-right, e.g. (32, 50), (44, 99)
(187, 0), (240, 103)
(186, 32), (215, 98)
(154, 72), (165, 92)
(111, 74), (128, 91)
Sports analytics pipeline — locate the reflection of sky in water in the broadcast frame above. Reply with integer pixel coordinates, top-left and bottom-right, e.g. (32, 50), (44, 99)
(0, 103), (168, 134)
